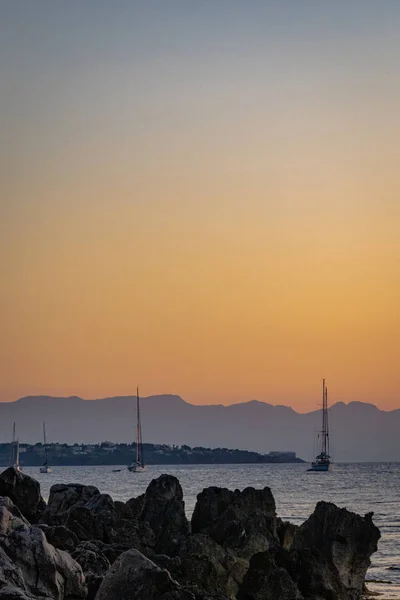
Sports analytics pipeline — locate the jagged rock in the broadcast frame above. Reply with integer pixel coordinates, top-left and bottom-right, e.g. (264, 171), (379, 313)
(42, 482), (100, 526)
(238, 548), (303, 600)
(38, 524), (80, 553)
(191, 487), (235, 533)
(131, 475), (189, 556)
(126, 493), (145, 518)
(191, 486), (278, 558)
(0, 586), (33, 599)
(178, 534), (248, 599)
(277, 521), (298, 550)
(63, 492), (154, 553)
(0, 468), (46, 523)
(95, 548), (197, 600)
(114, 500), (134, 519)
(0, 496), (86, 599)
(0, 496), (30, 534)
(292, 501), (381, 600)
(72, 541), (110, 600)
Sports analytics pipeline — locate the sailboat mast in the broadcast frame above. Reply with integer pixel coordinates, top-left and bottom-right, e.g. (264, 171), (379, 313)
(321, 379), (329, 455)
(136, 387), (140, 464)
(10, 422), (16, 465)
(325, 385), (329, 456)
(43, 421), (48, 464)
(16, 438), (20, 467)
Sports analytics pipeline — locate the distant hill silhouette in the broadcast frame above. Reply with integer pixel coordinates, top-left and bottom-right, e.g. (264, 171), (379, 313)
(0, 395), (399, 462)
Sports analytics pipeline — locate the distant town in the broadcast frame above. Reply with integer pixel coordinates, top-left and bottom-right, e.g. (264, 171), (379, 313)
(0, 442), (304, 467)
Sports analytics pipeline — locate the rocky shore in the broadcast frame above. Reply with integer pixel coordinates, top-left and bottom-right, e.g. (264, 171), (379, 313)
(0, 466), (380, 600)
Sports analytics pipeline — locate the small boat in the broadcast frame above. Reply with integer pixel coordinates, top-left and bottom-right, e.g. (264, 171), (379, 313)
(308, 379), (331, 472)
(112, 469), (121, 473)
(10, 422), (22, 472)
(128, 387), (146, 473)
(39, 422), (52, 473)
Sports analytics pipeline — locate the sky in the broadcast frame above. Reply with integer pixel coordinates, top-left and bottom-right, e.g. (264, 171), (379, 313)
(1, 1), (399, 412)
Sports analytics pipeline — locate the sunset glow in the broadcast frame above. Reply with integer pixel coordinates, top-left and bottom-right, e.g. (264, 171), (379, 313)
(1, 1), (399, 411)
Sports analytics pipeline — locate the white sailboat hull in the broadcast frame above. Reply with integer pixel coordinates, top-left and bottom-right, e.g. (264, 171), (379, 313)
(127, 464), (146, 473)
(308, 462), (330, 472)
(40, 466), (52, 473)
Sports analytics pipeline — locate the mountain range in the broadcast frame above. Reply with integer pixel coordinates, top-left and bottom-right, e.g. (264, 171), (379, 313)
(0, 395), (399, 462)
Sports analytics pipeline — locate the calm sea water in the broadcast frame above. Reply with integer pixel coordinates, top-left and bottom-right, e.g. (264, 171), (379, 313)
(23, 462), (400, 599)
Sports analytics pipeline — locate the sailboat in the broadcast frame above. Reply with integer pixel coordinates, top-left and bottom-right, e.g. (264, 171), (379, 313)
(10, 422), (22, 472)
(128, 387), (146, 472)
(308, 379), (331, 472)
(39, 422), (52, 473)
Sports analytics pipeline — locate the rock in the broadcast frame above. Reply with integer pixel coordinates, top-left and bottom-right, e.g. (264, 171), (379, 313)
(191, 486), (278, 559)
(42, 483), (100, 526)
(65, 504), (97, 541)
(292, 501), (381, 600)
(94, 548), (196, 600)
(72, 541), (110, 600)
(38, 524), (80, 553)
(238, 548), (303, 600)
(63, 492), (153, 552)
(178, 534), (248, 599)
(0, 586), (34, 599)
(191, 488), (236, 533)
(0, 468), (46, 523)
(133, 475), (189, 556)
(0, 496), (86, 599)
(277, 521), (298, 550)
(0, 496), (30, 534)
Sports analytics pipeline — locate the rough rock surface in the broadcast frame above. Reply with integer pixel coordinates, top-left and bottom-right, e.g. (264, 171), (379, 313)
(0, 468), (45, 523)
(292, 501), (381, 600)
(130, 475), (189, 556)
(95, 548), (196, 600)
(0, 495), (86, 599)
(72, 541), (110, 600)
(42, 483), (100, 525)
(238, 548), (303, 600)
(38, 524), (80, 553)
(0, 470), (381, 600)
(178, 534), (248, 599)
(191, 486), (278, 559)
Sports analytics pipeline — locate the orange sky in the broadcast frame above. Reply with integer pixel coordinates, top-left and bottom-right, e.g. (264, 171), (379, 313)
(1, 2), (399, 411)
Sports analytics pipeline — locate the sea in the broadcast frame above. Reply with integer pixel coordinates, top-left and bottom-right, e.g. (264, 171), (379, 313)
(23, 462), (400, 599)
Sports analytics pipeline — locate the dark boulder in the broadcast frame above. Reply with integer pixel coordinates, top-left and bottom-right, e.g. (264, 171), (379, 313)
(63, 492), (154, 552)
(94, 548), (197, 600)
(0, 468), (45, 523)
(72, 541), (111, 600)
(0, 586), (33, 599)
(292, 501), (381, 600)
(41, 482), (100, 526)
(0, 496), (86, 599)
(132, 475), (189, 556)
(178, 533), (248, 599)
(238, 548), (303, 600)
(191, 486), (278, 559)
(38, 524), (80, 553)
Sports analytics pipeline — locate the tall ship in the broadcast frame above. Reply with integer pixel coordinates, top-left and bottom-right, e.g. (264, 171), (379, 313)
(128, 387), (146, 472)
(308, 379), (331, 472)
(39, 422), (52, 473)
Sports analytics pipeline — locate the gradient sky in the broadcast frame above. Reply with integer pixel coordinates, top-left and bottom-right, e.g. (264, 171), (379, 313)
(1, 1), (399, 411)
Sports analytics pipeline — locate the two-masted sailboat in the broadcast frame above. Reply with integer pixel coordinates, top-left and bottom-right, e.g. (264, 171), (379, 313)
(128, 387), (146, 472)
(10, 422), (22, 472)
(308, 379), (331, 472)
(39, 422), (52, 473)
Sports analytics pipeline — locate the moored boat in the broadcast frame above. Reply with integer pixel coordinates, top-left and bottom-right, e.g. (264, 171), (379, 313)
(128, 387), (146, 472)
(308, 379), (331, 472)
(39, 421), (52, 473)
